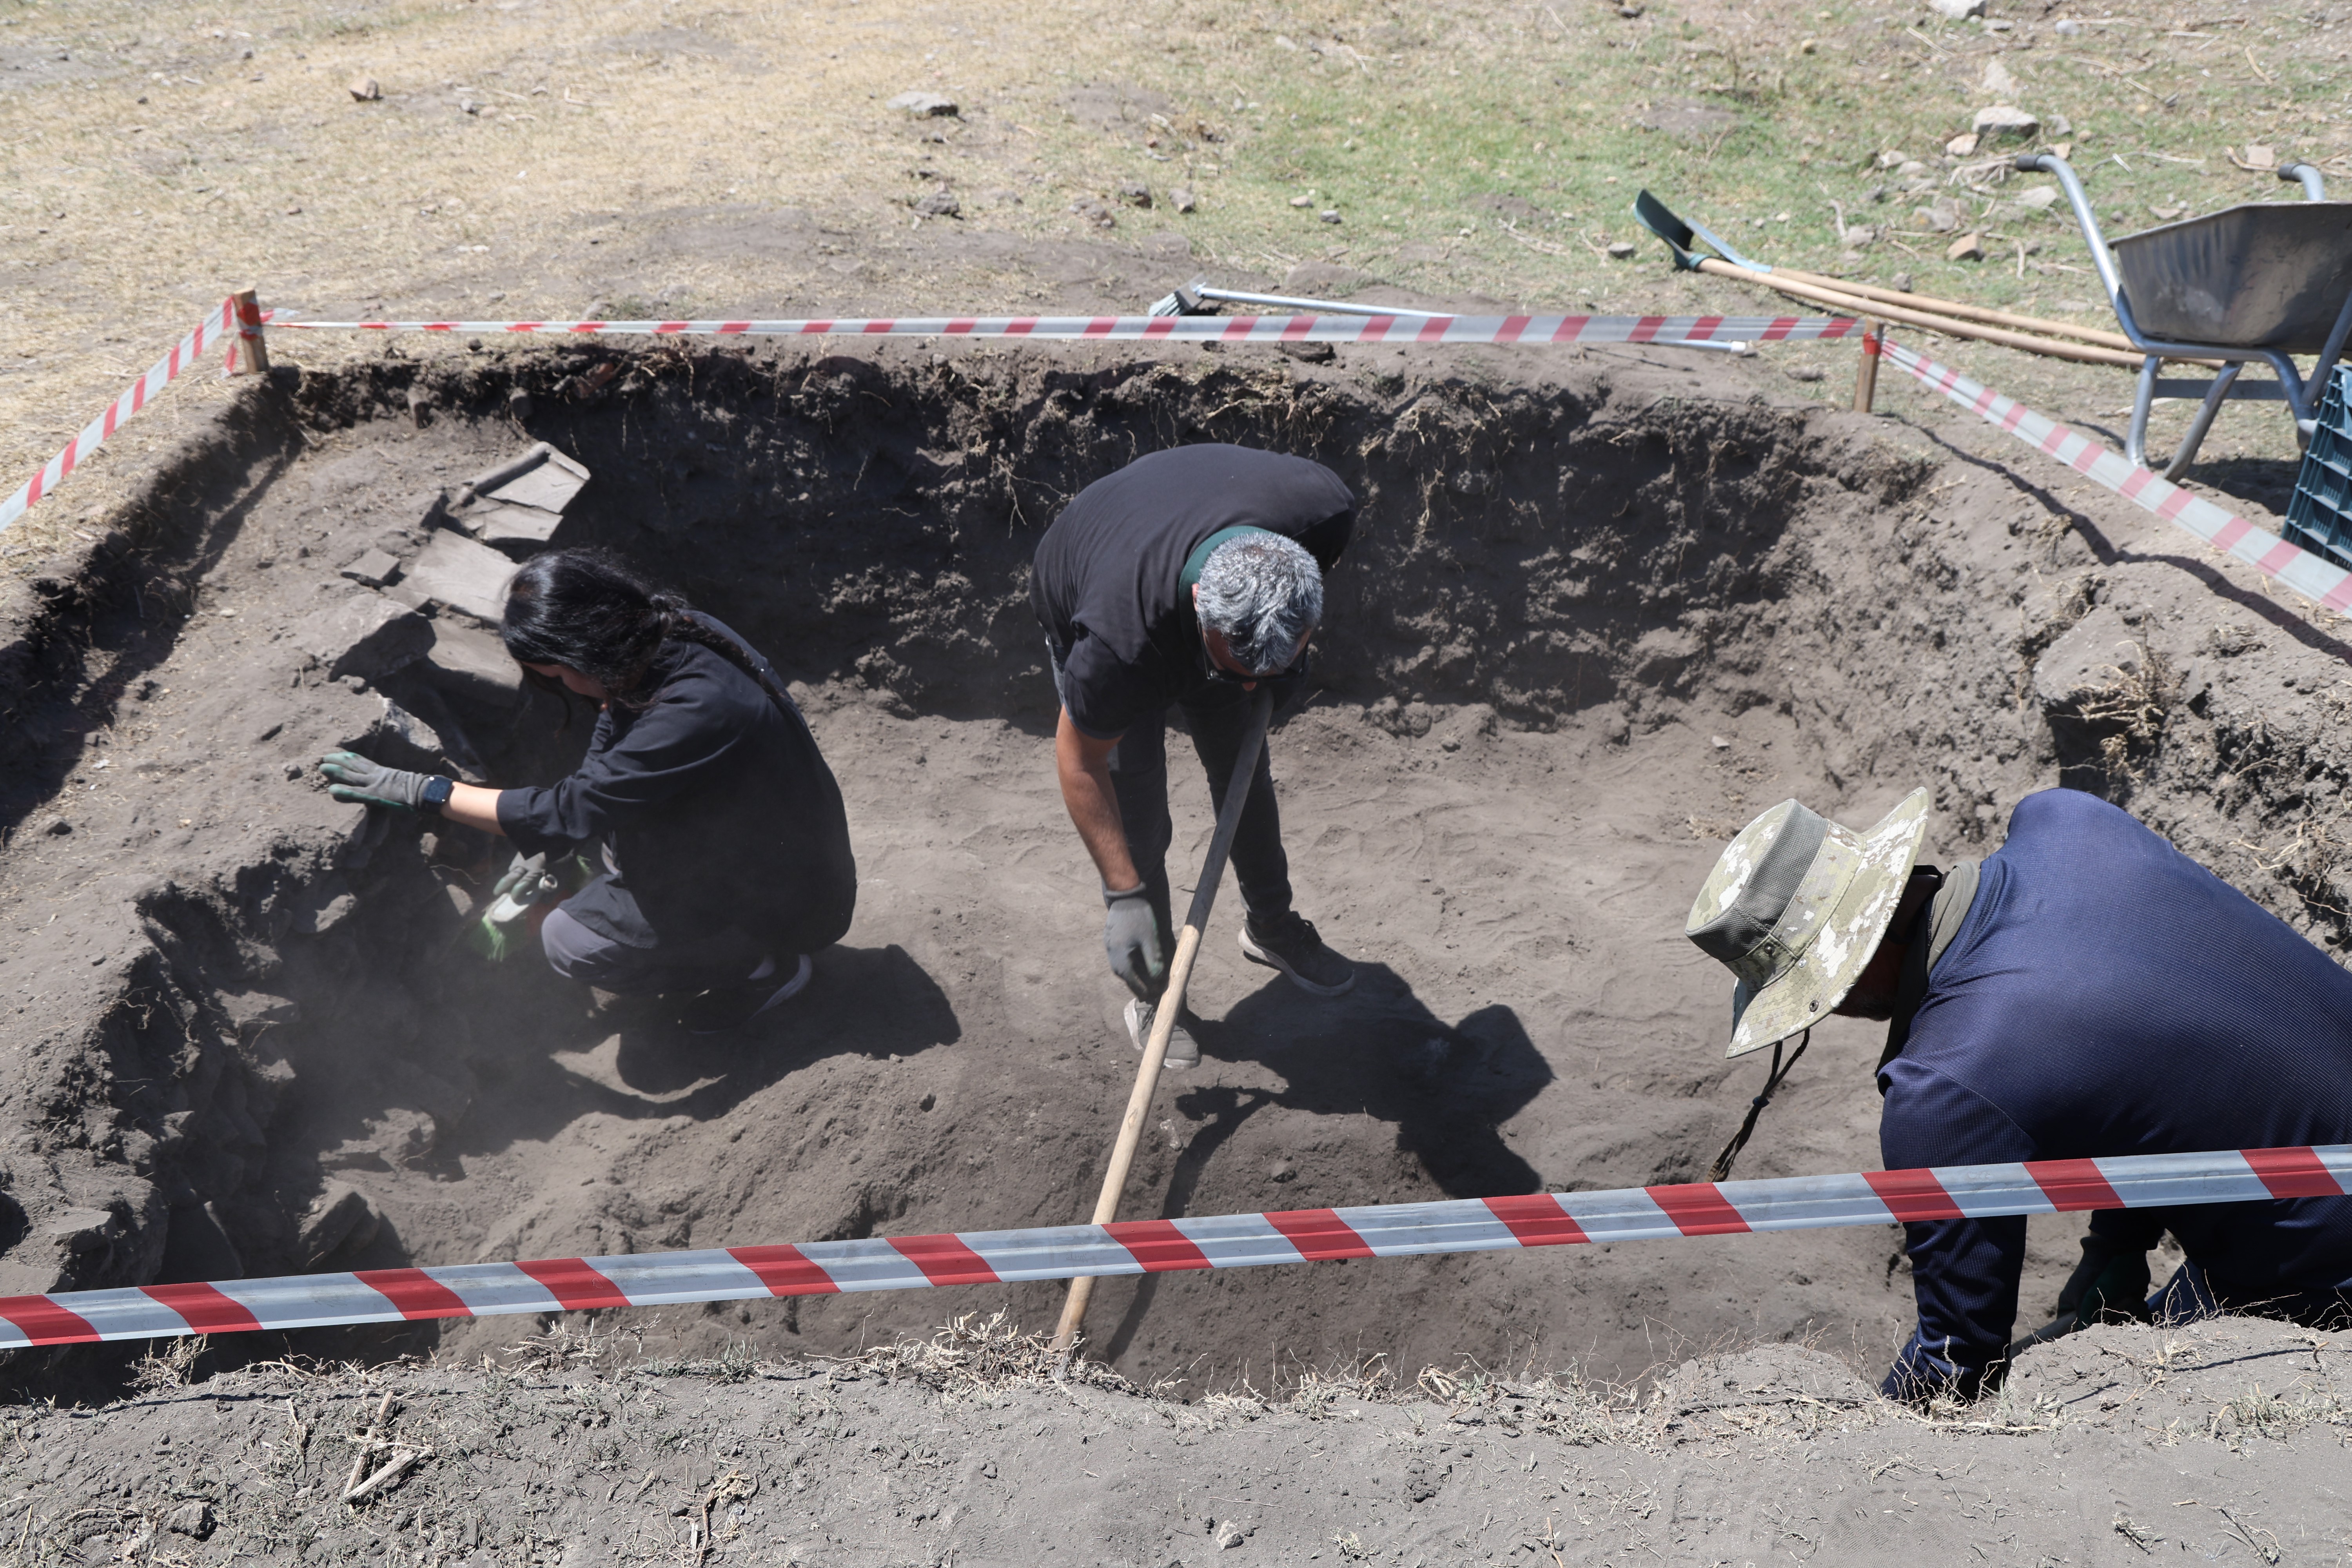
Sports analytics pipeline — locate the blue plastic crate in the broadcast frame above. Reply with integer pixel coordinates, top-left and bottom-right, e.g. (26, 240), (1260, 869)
(2285, 363), (2352, 571)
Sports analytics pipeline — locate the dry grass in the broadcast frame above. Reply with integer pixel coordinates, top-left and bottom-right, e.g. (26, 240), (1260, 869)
(4, 0), (2346, 570)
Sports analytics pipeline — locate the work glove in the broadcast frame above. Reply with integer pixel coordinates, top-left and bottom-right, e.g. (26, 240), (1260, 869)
(2054, 1235), (2154, 1330)
(489, 850), (547, 906)
(318, 750), (436, 811)
(1102, 884), (1165, 1001)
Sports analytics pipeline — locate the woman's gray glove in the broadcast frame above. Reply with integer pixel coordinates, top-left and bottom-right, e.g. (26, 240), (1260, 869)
(1103, 884), (1165, 1000)
(318, 750), (434, 811)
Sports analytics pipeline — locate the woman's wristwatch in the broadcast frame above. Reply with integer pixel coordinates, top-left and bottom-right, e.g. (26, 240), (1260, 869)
(420, 776), (456, 815)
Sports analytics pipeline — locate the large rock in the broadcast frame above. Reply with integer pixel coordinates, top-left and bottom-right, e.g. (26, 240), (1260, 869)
(292, 593), (432, 681)
(446, 443), (590, 555)
(394, 530), (517, 625)
(420, 618), (525, 711)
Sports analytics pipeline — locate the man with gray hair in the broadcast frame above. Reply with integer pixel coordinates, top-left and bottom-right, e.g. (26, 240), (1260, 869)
(1033, 443), (1357, 1068)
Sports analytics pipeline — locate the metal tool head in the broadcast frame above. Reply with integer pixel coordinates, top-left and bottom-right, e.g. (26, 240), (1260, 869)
(1147, 279), (1218, 318)
(1632, 190), (1773, 274)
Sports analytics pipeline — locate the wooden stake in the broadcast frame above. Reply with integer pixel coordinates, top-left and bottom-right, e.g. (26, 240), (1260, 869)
(230, 286), (270, 375)
(1853, 321), (1882, 414)
(1052, 687), (1275, 1359)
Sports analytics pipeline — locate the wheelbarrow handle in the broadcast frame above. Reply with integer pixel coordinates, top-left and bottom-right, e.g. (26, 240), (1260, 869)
(2014, 151), (2127, 311)
(2278, 162), (2328, 201)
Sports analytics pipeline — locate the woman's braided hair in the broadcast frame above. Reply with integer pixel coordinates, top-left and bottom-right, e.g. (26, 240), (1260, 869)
(500, 547), (795, 719)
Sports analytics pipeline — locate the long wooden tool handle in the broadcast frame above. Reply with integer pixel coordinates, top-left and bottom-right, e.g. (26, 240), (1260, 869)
(1697, 257), (2198, 369)
(1053, 687), (1276, 1356)
(1767, 265), (2138, 353)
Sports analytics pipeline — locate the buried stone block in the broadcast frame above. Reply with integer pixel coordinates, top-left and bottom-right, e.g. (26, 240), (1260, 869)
(446, 442), (590, 554)
(394, 530), (518, 625)
(293, 593), (432, 682)
(420, 618), (525, 711)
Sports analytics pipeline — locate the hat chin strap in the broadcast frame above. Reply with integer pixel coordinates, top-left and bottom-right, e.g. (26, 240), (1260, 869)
(1707, 1029), (1810, 1183)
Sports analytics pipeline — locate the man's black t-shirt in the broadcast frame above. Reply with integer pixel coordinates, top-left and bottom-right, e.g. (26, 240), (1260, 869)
(1031, 444), (1354, 738)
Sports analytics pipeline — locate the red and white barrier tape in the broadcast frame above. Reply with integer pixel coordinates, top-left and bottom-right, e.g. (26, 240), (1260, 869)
(269, 312), (1860, 346)
(3, 1145), (2341, 1347)
(1880, 338), (2352, 615)
(0, 300), (240, 536)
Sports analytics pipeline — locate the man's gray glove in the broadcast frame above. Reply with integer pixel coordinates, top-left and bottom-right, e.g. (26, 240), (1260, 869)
(319, 750), (436, 811)
(1103, 884), (1165, 1000)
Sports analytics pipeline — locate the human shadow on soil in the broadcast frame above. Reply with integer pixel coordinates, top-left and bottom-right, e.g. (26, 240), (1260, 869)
(1095, 964), (1550, 1366)
(476, 942), (962, 1135)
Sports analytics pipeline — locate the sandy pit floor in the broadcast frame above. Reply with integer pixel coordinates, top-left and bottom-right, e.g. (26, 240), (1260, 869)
(0, 333), (2346, 1422)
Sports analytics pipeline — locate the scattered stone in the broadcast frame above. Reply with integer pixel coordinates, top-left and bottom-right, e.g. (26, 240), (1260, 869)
(1916, 196), (1961, 232)
(406, 386), (434, 428)
(347, 74), (379, 101)
(1069, 198), (1115, 229)
(1891, 271), (1915, 291)
(1319, 208), (1341, 224)
(285, 872), (358, 938)
(1787, 365), (1827, 382)
(505, 385), (533, 421)
(294, 594), (433, 682)
(1928, 0), (1985, 16)
(913, 191), (961, 218)
(2236, 143), (2277, 171)
(1606, 240), (1637, 258)
(1877, 149), (1911, 169)
(1947, 231), (1987, 261)
(1170, 186), (1198, 214)
(2015, 185), (2060, 211)
(1982, 58), (2017, 96)
(1214, 1519), (1258, 1549)
(339, 547), (402, 589)
(164, 1501), (213, 1541)
(44, 818), (71, 836)
(1972, 104), (2040, 141)
(1116, 179), (1152, 208)
(298, 1183), (381, 1267)
(1946, 131), (1980, 157)
(887, 90), (957, 118)
(2054, 16), (2083, 32)
(1289, 194), (1312, 208)
(393, 531), (517, 625)
(1635, 97), (1740, 141)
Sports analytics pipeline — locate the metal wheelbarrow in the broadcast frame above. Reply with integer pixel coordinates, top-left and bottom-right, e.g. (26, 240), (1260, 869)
(2021, 151), (2352, 478)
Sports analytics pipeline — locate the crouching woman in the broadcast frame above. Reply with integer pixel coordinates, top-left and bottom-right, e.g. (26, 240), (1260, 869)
(319, 548), (857, 1032)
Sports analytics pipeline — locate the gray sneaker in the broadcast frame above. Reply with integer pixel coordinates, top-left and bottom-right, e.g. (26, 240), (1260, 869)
(1239, 913), (1356, 996)
(1124, 997), (1201, 1070)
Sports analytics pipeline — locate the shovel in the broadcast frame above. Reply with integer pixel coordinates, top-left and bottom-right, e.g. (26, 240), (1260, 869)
(1630, 189), (2163, 366)
(1052, 686), (1275, 1357)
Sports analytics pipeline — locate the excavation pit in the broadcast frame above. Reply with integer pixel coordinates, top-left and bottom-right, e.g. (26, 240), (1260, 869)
(3, 336), (2344, 1399)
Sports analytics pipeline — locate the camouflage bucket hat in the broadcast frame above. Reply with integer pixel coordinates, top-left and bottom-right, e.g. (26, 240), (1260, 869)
(1683, 788), (1930, 1058)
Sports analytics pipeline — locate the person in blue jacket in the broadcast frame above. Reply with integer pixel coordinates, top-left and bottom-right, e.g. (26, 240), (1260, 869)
(318, 548), (858, 1035)
(1683, 786), (2352, 1402)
